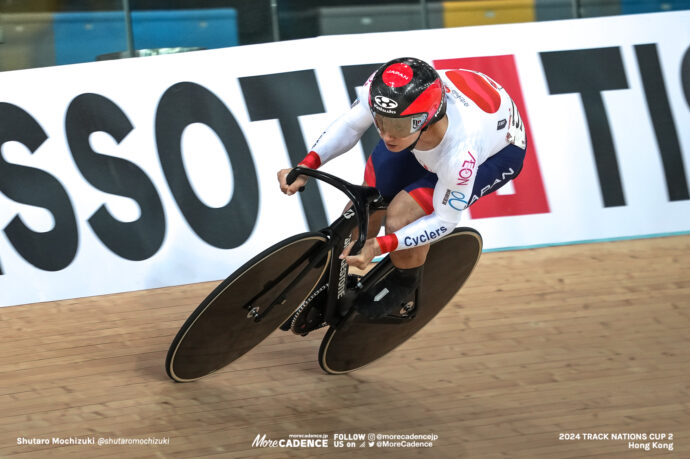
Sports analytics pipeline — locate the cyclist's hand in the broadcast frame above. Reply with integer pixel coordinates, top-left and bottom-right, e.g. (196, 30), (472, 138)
(277, 168), (308, 196)
(340, 238), (381, 270)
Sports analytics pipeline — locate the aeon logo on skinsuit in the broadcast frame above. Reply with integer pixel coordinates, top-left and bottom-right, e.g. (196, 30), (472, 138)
(457, 151), (477, 186)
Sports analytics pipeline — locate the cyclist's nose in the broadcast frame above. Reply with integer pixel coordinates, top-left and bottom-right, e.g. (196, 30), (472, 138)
(380, 131), (397, 143)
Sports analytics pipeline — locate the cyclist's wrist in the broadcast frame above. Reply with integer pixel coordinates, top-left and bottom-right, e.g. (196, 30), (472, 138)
(298, 151), (321, 169)
(375, 234), (398, 254)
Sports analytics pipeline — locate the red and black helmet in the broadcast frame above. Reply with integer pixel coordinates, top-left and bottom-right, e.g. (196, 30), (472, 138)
(368, 57), (446, 137)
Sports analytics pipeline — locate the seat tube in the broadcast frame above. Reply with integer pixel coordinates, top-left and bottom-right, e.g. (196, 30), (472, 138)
(324, 211), (358, 323)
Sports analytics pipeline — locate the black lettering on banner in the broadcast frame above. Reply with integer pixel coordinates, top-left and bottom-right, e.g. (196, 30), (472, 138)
(0, 103), (78, 271)
(156, 82), (258, 249)
(683, 46), (690, 108)
(541, 47), (628, 207)
(341, 63), (383, 160)
(635, 44), (689, 201)
(65, 93), (166, 261)
(239, 70), (328, 231)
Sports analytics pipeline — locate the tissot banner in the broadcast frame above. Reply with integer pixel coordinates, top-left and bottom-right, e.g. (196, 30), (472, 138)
(0, 11), (688, 307)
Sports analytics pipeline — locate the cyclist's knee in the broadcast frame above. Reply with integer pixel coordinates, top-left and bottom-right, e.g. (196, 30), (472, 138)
(390, 246), (428, 269)
(385, 211), (411, 234)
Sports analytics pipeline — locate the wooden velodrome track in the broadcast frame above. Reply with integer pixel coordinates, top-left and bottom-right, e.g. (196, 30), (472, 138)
(2, 234), (688, 458)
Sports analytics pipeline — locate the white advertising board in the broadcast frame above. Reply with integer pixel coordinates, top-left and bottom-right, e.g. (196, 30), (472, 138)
(0, 11), (688, 307)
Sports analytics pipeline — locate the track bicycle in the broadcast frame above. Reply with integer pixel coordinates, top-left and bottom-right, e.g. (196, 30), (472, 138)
(165, 166), (483, 381)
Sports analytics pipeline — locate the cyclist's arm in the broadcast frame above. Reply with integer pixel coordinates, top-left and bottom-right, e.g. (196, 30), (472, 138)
(298, 99), (372, 169)
(375, 150), (478, 253)
(376, 211), (459, 254)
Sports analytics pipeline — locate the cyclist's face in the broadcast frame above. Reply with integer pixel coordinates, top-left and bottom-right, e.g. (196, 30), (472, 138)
(372, 113), (425, 152)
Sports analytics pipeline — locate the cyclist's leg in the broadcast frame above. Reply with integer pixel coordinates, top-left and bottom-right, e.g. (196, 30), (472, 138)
(359, 139), (433, 264)
(354, 193), (428, 318)
(468, 143), (526, 205)
(386, 186), (435, 269)
(354, 141), (433, 318)
(358, 143), (525, 317)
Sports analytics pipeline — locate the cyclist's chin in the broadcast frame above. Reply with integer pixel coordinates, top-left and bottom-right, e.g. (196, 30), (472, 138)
(384, 133), (418, 152)
(385, 142), (408, 152)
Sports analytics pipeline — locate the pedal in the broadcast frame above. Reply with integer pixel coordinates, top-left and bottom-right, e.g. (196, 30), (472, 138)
(399, 300), (416, 317)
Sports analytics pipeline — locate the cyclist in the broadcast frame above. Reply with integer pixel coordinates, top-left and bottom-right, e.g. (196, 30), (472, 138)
(278, 57), (526, 319)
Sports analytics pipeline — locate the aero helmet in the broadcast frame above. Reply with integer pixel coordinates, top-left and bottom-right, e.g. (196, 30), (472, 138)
(368, 57), (446, 138)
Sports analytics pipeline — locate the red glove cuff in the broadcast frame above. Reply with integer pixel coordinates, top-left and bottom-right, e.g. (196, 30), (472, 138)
(376, 234), (398, 254)
(298, 151), (322, 170)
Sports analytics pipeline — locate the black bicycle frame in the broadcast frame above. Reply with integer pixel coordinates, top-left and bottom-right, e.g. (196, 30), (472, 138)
(321, 211), (359, 324)
(250, 167), (411, 325)
(279, 167), (387, 324)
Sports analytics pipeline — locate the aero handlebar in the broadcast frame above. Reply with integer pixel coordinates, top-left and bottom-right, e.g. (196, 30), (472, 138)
(286, 166), (385, 255)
